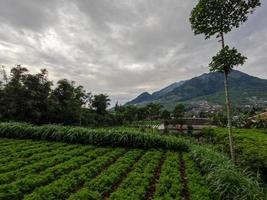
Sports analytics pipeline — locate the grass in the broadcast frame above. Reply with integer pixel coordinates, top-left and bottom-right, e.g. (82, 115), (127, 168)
(198, 127), (267, 183)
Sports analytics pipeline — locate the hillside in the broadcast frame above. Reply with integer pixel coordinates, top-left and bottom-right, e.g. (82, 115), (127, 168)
(127, 70), (267, 108)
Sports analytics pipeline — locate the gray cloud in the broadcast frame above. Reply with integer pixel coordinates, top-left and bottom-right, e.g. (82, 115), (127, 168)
(0, 0), (266, 106)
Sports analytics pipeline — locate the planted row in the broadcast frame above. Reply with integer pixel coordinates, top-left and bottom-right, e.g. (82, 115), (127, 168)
(183, 154), (211, 200)
(0, 141), (51, 158)
(0, 145), (88, 184)
(24, 148), (126, 200)
(68, 149), (143, 199)
(0, 122), (189, 151)
(153, 152), (181, 200)
(0, 147), (110, 200)
(109, 151), (162, 200)
(0, 143), (71, 173)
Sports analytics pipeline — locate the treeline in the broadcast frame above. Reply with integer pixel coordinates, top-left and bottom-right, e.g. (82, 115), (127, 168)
(0, 66), (109, 125)
(0, 66), (185, 126)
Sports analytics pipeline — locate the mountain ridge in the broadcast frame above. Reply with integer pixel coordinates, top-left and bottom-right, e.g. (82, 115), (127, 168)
(126, 70), (267, 108)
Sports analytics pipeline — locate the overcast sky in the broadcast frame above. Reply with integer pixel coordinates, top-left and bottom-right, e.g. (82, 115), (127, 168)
(0, 0), (266, 105)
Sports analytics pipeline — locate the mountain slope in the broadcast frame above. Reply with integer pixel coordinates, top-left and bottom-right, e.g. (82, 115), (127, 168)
(127, 70), (267, 107)
(127, 80), (185, 105)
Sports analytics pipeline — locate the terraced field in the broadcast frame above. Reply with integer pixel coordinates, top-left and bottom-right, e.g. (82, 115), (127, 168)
(0, 138), (211, 200)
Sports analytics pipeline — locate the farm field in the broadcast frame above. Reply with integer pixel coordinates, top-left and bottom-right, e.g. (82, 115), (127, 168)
(0, 138), (211, 200)
(0, 123), (265, 199)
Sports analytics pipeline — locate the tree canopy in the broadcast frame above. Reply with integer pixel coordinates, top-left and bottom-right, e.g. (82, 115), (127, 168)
(209, 46), (247, 74)
(190, 0), (261, 38)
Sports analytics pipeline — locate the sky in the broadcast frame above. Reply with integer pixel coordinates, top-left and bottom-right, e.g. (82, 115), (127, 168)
(0, 0), (266, 106)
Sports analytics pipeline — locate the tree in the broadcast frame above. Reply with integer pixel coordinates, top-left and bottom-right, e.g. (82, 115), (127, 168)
(123, 105), (138, 123)
(22, 69), (52, 123)
(173, 104), (185, 119)
(91, 94), (110, 115)
(0, 66), (8, 85)
(2, 65), (28, 121)
(136, 107), (149, 121)
(146, 103), (163, 120)
(190, 0), (260, 161)
(50, 79), (87, 124)
(161, 109), (171, 120)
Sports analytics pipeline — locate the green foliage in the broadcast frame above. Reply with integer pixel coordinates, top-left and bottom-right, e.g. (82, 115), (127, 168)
(69, 149), (143, 199)
(209, 46), (247, 74)
(109, 151), (162, 200)
(91, 94), (110, 115)
(0, 123), (189, 151)
(173, 104), (185, 119)
(0, 146), (111, 200)
(190, 0), (261, 38)
(0, 66), (113, 126)
(154, 152), (181, 200)
(184, 154), (212, 200)
(50, 79), (89, 124)
(200, 128), (267, 183)
(0, 145), (86, 185)
(189, 144), (264, 199)
(0, 137), (264, 199)
(161, 109), (171, 120)
(24, 149), (124, 200)
(68, 189), (101, 200)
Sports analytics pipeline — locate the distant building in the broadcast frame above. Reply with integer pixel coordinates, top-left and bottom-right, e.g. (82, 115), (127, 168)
(248, 112), (267, 123)
(159, 118), (215, 132)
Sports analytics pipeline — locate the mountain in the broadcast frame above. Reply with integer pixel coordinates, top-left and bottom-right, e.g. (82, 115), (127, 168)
(126, 70), (267, 108)
(128, 80), (186, 105)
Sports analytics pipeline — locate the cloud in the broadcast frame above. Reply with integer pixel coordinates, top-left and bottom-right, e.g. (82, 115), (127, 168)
(0, 0), (266, 106)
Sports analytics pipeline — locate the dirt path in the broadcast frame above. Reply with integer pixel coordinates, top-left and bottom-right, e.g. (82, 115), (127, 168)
(144, 152), (166, 200)
(179, 153), (190, 200)
(103, 151), (144, 200)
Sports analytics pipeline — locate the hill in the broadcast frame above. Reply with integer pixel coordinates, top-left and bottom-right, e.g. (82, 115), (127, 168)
(127, 70), (267, 108)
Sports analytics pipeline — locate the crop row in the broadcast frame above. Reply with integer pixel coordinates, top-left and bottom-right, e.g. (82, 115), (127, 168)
(0, 122), (189, 151)
(0, 143), (73, 173)
(153, 152), (181, 200)
(0, 146), (112, 200)
(24, 148), (126, 200)
(0, 141), (53, 158)
(68, 149), (144, 199)
(183, 154), (211, 200)
(109, 151), (162, 199)
(0, 145), (91, 184)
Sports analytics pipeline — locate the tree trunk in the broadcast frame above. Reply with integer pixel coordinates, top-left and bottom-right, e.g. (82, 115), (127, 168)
(220, 32), (235, 162)
(223, 71), (235, 162)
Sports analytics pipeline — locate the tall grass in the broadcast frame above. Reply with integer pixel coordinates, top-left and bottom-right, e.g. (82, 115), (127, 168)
(0, 122), (189, 151)
(189, 144), (265, 200)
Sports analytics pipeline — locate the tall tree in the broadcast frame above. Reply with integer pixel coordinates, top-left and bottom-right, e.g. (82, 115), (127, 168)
(22, 69), (52, 123)
(91, 94), (110, 115)
(190, 0), (261, 161)
(50, 79), (87, 124)
(2, 65), (28, 120)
